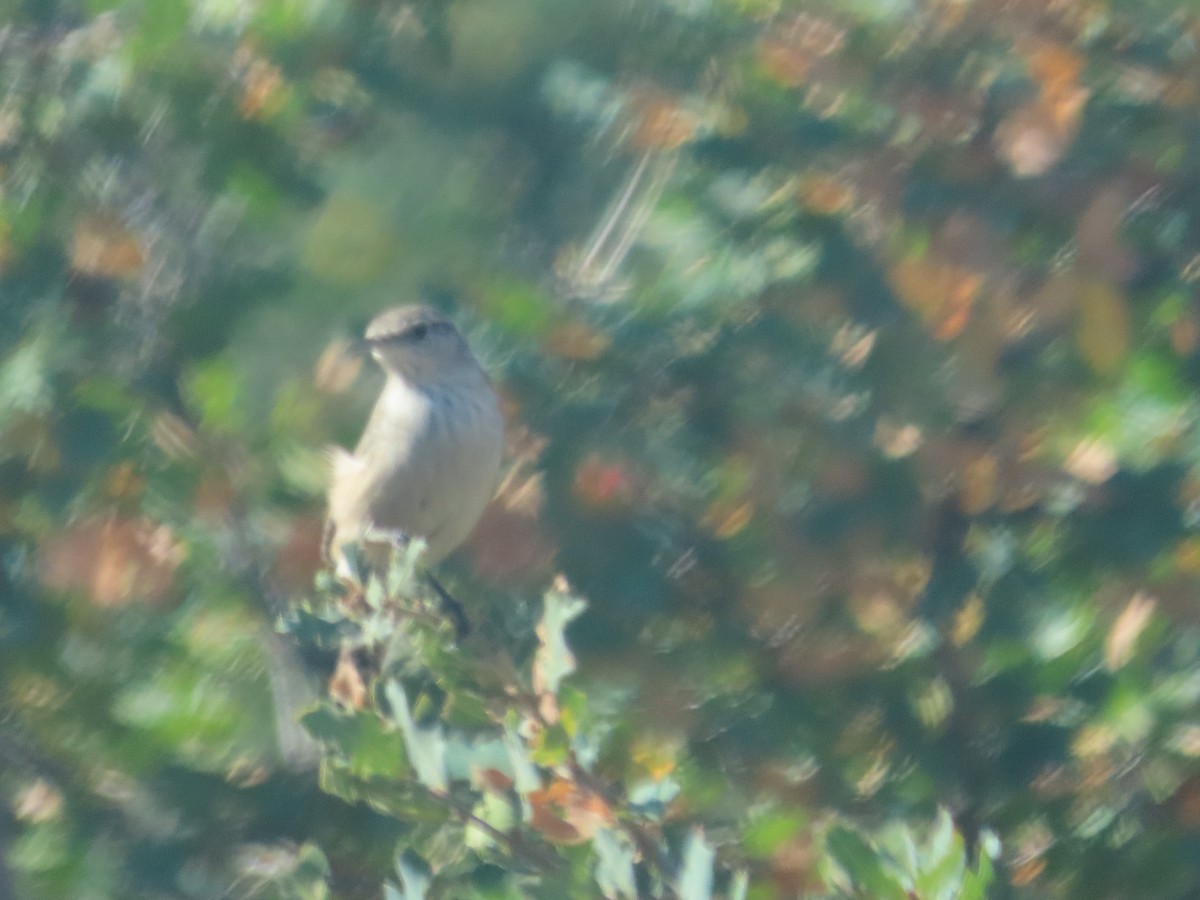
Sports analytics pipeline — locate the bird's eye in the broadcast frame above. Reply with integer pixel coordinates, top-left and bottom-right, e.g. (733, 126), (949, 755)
(408, 324), (429, 342)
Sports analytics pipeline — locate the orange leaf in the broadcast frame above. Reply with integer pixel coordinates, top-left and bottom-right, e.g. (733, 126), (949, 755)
(527, 778), (614, 845)
(1023, 39), (1084, 102)
(889, 256), (982, 340)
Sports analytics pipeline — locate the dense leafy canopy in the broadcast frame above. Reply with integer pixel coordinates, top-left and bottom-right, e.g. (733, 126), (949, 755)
(4, 0), (1200, 897)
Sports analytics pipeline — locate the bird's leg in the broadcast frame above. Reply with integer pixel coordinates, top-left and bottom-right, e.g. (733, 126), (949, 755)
(363, 525), (469, 638)
(425, 572), (471, 640)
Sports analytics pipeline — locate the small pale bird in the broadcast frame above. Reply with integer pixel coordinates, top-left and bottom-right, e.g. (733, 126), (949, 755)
(324, 305), (504, 580)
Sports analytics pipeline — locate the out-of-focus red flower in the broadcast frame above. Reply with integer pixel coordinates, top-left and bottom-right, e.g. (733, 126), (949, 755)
(572, 454), (636, 513)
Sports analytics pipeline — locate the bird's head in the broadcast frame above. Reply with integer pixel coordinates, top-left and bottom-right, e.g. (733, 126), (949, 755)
(363, 305), (479, 385)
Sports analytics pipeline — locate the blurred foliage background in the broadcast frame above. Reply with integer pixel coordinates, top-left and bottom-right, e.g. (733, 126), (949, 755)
(5, 0), (1200, 897)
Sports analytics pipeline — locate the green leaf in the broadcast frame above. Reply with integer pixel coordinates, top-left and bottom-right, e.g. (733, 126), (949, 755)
(182, 356), (245, 433)
(318, 767), (449, 822)
(824, 826), (908, 900)
(911, 811), (966, 900)
(502, 718), (542, 794)
(728, 869), (750, 900)
(394, 850), (433, 900)
(744, 808), (806, 858)
(958, 843), (996, 900)
(536, 585), (588, 697)
(300, 707), (407, 780)
(443, 688), (493, 731)
(465, 791), (515, 851)
(594, 828), (638, 900)
(385, 680), (449, 792)
(529, 722), (571, 767)
(0, 329), (59, 417)
(676, 829), (714, 900)
(293, 843), (333, 900)
(479, 278), (556, 338)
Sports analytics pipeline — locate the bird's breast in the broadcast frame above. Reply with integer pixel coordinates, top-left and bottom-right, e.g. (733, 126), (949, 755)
(357, 376), (503, 561)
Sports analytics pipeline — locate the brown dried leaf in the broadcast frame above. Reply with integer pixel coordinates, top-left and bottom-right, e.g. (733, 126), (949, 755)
(71, 214), (143, 279)
(329, 647), (367, 710)
(105, 461), (144, 500)
(959, 453), (998, 515)
(473, 767), (514, 794)
(545, 322), (612, 361)
(39, 516), (185, 607)
(951, 593), (984, 645)
(1105, 591), (1156, 671)
(1010, 857), (1047, 887)
(1023, 38), (1084, 101)
(758, 13), (846, 87)
(239, 57), (290, 120)
(629, 94), (699, 152)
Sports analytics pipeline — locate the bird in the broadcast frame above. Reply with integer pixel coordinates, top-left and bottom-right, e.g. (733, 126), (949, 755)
(324, 305), (504, 598)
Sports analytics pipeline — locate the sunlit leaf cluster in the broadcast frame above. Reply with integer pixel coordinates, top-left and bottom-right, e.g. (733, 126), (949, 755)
(5, 0), (1200, 897)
